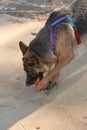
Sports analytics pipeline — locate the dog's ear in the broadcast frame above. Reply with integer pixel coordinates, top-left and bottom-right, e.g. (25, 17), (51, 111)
(19, 41), (28, 55)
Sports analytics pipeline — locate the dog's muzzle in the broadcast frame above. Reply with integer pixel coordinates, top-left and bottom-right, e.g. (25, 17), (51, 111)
(26, 72), (43, 86)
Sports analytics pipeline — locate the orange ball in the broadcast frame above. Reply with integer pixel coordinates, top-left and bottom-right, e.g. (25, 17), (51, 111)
(35, 78), (41, 85)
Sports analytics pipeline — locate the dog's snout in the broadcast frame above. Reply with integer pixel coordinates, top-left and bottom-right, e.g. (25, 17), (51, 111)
(26, 81), (30, 86)
(28, 71), (32, 76)
(26, 79), (34, 86)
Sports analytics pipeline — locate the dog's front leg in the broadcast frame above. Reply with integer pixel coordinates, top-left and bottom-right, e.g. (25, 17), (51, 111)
(36, 54), (74, 91)
(36, 67), (59, 91)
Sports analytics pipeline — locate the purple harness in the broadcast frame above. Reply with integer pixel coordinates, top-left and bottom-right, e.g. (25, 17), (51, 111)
(50, 15), (74, 53)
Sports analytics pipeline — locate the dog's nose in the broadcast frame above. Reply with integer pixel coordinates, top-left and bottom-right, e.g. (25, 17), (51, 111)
(26, 80), (34, 86)
(26, 81), (30, 86)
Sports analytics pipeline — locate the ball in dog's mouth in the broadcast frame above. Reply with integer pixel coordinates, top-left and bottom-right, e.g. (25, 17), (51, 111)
(26, 72), (43, 86)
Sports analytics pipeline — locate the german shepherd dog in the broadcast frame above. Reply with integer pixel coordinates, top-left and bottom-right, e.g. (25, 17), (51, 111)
(19, 0), (87, 91)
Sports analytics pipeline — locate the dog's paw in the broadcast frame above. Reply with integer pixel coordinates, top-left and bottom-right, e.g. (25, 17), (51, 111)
(36, 80), (57, 91)
(45, 81), (57, 90)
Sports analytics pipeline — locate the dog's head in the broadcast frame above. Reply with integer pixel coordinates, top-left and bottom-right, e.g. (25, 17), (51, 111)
(19, 41), (44, 86)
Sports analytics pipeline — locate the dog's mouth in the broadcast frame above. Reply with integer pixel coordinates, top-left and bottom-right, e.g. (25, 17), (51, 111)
(26, 72), (43, 86)
(26, 76), (37, 86)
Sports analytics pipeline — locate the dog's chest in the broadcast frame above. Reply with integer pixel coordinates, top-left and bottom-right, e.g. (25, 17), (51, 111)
(43, 63), (56, 77)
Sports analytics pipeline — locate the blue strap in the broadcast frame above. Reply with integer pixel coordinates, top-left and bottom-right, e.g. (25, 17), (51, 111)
(50, 29), (55, 53)
(50, 15), (67, 27)
(50, 15), (75, 28)
(67, 16), (76, 28)
(50, 15), (76, 53)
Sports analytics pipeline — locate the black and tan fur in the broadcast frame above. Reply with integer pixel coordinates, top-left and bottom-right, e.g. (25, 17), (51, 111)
(19, 0), (87, 91)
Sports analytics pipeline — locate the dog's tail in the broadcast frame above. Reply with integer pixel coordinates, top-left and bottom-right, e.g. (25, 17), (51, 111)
(69, 0), (87, 36)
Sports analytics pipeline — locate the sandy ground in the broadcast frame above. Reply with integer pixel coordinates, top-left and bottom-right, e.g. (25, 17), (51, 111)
(0, 14), (87, 130)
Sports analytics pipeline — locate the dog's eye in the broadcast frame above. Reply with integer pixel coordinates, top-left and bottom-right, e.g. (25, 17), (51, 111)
(22, 57), (27, 62)
(22, 58), (24, 61)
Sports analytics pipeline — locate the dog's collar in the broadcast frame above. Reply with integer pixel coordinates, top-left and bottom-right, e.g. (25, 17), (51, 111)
(49, 15), (81, 53)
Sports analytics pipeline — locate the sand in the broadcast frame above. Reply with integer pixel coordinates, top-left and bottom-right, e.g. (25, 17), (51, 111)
(0, 14), (87, 130)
